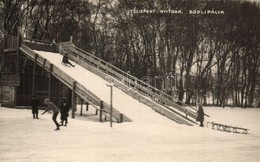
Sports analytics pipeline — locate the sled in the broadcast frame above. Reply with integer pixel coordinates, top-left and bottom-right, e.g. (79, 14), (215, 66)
(207, 122), (249, 134)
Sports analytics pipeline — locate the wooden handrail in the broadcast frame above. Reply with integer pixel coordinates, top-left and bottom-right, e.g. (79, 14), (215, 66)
(23, 38), (54, 45)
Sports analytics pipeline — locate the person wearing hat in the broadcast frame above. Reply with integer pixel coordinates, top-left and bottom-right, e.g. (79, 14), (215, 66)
(31, 95), (39, 119)
(42, 98), (61, 131)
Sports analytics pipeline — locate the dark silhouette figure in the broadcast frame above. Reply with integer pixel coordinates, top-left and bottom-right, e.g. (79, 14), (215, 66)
(62, 53), (75, 67)
(42, 98), (60, 131)
(60, 98), (70, 126)
(196, 105), (205, 127)
(31, 95), (39, 119)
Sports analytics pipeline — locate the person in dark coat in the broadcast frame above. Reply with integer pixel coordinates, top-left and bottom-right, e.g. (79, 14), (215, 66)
(60, 98), (70, 126)
(196, 105), (205, 127)
(31, 95), (39, 119)
(42, 98), (61, 131)
(62, 53), (75, 67)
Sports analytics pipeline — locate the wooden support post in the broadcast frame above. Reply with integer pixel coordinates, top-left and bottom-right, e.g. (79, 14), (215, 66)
(16, 35), (21, 74)
(100, 101), (103, 122)
(80, 99), (83, 116)
(86, 102), (89, 111)
(71, 81), (76, 119)
(3, 34), (5, 51)
(42, 59), (46, 75)
(109, 86), (113, 127)
(97, 60), (100, 69)
(48, 64), (53, 99)
(119, 113), (123, 123)
(1, 36), (5, 104)
(106, 84), (114, 127)
(32, 54), (38, 97)
(59, 44), (62, 53)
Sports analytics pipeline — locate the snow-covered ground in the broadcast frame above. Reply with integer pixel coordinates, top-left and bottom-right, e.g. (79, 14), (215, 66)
(0, 106), (260, 162)
(0, 51), (259, 162)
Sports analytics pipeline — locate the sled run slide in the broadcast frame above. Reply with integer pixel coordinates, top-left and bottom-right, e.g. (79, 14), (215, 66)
(20, 38), (199, 126)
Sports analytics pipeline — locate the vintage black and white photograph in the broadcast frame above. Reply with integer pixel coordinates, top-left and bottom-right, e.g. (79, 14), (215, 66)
(0, 0), (260, 161)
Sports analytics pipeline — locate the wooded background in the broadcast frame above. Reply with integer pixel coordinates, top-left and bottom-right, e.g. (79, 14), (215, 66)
(0, 0), (260, 107)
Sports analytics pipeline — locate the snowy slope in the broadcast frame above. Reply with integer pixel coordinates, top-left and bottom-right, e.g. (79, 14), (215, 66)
(34, 50), (186, 125)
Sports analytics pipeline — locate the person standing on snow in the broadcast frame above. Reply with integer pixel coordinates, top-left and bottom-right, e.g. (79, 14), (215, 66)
(60, 98), (70, 126)
(42, 98), (60, 131)
(31, 95), (39, 119)
(196, 104), (205, 127)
